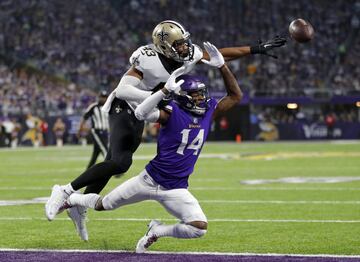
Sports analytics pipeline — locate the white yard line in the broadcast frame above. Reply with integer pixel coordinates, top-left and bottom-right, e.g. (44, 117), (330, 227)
(1, 186), (360, 191)
(192, 187), (360, 191)
(10, 150), (360, 162)
(5, 168), (84, 176)
(0, 217), (360, 223)
(0, 248), (360, 258)
(200, 200), (360, 204)
(1, 198), (360, 206)
(235, 187), (360, 191)
(0, 187), (49, 190)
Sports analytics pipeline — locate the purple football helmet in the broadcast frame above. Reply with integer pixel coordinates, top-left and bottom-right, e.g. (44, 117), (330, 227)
(173, 75), (210, 115)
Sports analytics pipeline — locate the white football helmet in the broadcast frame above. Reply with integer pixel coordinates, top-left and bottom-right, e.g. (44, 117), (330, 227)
(152, 20), (194, 62)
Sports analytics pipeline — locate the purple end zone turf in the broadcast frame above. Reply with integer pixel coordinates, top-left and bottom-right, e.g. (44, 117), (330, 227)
(1, 251), (360, 262)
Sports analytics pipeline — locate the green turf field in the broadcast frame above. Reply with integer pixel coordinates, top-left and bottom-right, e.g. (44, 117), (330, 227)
(0, 141), (359, 255)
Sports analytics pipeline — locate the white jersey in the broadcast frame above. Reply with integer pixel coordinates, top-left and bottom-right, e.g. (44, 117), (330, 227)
(129, 44), (203, 91)
(102, 44), (203, 113)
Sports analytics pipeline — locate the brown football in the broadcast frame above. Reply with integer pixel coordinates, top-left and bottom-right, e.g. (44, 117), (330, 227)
(289, 19), (314, 43)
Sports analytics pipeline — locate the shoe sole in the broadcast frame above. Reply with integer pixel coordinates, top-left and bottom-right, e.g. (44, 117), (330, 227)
(67, 208), (88, 241)
(45, 185), (62, 221)
(135, 220), (161, 253)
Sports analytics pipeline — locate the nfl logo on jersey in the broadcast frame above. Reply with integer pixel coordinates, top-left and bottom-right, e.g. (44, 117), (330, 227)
(193, 117), (198, 124)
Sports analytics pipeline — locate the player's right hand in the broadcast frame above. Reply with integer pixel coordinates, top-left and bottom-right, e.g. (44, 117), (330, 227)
(164, 66), (186, 93)
(201, 42), (225, 68)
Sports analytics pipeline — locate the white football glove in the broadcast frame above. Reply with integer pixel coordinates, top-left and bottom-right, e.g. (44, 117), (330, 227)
(201, 41), (225, 68)
(164, 65), (186, 93)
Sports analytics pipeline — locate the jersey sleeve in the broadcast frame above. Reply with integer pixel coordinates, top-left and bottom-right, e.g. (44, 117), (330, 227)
(161, 101), (177, 126)
(163, 103), (173, 114)
(129, 45), (158, 73)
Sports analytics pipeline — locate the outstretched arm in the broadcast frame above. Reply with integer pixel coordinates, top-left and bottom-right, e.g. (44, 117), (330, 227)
(205, 46), (251, 61)
(200, 42), (242, 118)
(213, 65), (243, 119)
(201, 36), (286, 61)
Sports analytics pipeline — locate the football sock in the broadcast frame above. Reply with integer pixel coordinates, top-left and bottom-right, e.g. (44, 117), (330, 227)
(68, 193), (101, 209)
(152, 223), (206, 239)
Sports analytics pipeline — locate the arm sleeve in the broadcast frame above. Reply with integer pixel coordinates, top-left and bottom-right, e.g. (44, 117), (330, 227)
(114, 75), (152, 102)
(101, 75), (152, 113)
(134, 90), (166, 121)
(143, 109), (161, 123)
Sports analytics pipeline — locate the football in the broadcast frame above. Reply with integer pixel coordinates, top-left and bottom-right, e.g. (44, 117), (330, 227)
(289, 18), (314, 43)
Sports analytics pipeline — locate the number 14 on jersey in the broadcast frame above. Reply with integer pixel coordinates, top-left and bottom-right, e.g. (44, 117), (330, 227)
(176, 129), (205, 155)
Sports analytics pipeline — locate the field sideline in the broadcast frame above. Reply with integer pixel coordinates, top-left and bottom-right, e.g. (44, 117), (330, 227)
(0, 141), (359, 259)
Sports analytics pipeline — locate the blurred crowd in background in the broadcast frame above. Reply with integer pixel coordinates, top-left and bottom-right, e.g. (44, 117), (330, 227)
(0, 65), (95, 116)
(0, 0), (359, 145)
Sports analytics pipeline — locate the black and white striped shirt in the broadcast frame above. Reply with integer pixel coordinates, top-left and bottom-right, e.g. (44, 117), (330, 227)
(83, 103), (109, 131)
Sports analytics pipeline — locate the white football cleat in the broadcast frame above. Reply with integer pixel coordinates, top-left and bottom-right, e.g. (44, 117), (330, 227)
(45, 185), (69, 221)
(67, 206), (88, 241)
(135, 220), (162, 253)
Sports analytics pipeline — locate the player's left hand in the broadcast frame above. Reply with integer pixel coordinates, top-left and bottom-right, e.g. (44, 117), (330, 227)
(201, 42), (225, 68)
(164, 66), (186, 93)
(251, 36), (287, 59)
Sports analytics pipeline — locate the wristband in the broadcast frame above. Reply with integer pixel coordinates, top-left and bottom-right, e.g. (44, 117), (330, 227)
(250, 45), (262, 54)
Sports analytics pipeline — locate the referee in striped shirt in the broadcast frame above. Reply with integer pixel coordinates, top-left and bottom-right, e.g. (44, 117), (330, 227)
(78, 90), (109, 168)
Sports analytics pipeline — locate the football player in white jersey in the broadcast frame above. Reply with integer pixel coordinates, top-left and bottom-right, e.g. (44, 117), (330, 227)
(45, 20), (286, 241)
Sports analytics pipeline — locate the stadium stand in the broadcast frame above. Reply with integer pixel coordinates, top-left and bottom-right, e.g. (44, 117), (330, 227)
(1, 0), (359, 95)
(0, 0), (359, 144)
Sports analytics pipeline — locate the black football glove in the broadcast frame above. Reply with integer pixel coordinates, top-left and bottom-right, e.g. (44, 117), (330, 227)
(250, 36), (287, 59)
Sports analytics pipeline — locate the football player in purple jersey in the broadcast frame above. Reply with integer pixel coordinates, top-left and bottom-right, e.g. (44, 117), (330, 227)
(61, 42), (242, 252)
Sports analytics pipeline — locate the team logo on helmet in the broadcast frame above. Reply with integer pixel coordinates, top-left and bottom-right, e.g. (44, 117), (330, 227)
(157, 31), (169, 42)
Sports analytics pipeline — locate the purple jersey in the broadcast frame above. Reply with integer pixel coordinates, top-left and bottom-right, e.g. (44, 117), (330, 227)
(146, 98), (217, 189)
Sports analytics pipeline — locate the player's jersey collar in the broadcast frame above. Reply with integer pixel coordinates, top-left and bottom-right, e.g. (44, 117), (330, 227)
(158, 53), (184, 74)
